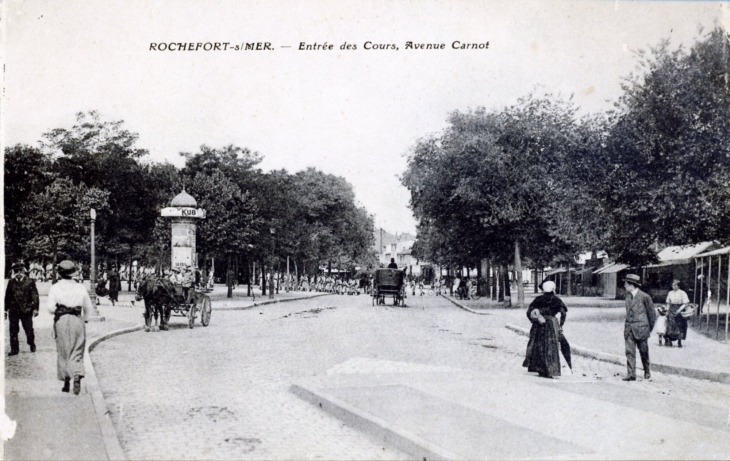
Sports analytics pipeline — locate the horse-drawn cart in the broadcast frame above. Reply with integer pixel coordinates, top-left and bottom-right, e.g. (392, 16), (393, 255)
(136, 276), (212, 331)
(372, 268), (406, 307)
(170, 288), (212, 329)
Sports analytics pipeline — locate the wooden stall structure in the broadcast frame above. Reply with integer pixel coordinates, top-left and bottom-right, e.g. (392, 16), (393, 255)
(592, 263), (628, 299)
(692, 246), (730, 343)
(643, 242), (718, 304)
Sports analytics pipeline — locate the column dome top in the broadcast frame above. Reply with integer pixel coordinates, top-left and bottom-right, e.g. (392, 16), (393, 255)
(170, 189), (197, 207)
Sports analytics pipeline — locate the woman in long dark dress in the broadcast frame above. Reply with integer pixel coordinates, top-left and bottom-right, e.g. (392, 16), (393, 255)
(523, 281), (566, 378)
(664, 279), (690, 347)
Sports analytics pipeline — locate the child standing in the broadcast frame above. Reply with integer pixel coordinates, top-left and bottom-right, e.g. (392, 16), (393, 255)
(654, 306), (668, 346)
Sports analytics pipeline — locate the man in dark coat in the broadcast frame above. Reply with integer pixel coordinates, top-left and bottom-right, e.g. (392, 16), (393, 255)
(622, 274), (657, 381)
(387, 258), (398, 269)
(108, 266), (121, 305)
(4, 261), (39, 355)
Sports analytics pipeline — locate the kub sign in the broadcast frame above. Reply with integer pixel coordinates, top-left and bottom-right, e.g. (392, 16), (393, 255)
(161, 207), (207, 219)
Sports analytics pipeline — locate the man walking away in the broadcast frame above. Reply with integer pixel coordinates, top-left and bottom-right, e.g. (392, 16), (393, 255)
(622, 274), (657, 381)
(5, 261), (39, 355)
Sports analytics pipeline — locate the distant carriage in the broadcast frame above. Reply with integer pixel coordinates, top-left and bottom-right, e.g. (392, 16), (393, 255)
(372, 268), (407, 307)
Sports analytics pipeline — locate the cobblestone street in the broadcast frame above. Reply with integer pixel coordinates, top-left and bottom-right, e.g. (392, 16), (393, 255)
(91, 293), (730, 459)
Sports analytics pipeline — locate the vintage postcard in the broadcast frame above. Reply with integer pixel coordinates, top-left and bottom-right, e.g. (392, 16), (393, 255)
(3, 1), (730, 459)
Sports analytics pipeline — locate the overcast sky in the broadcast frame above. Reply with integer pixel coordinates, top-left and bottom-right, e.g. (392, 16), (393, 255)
(3, 0), (727, 234)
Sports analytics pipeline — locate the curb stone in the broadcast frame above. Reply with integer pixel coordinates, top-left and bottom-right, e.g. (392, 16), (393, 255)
(86, 325), (145, 461)
(505, 324), (730, 385)
(290, 383), (458, 461)
(442, 295), (491, 315)
(214, 293), (332, 311)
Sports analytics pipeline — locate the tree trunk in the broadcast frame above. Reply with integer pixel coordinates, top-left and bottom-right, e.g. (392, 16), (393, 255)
(494, 264), (504, 303)
(262, 263), (267, 295)
(534, 268), (539, 294)
(502, 264), (512, 307)
(233, 257), (238, 288)
(566, 266), (572, 296)
(328, 260), (332, 276)
(128, 249), (133, 291)
(247, 259), (252, 296)
(52, 244), (59, 283)
(515, 240), (524, 308)
(226, 254), (233, 298)
(486, 260), (491, 298)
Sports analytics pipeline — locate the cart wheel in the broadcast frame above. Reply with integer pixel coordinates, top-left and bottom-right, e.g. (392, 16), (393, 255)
(201, 296), (212, 327)
(187, 305), (195, 329)
(470, 289), (481, 301)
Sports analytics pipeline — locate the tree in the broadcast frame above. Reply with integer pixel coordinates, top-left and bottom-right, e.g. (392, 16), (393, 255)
(403, 95), (586, 307)
(4, 144), (55, 264)
(290, 168), (375, 274)
(41, 111), (159, 268)
(20, 178), (109, 280)
(601, 28), (730, 265)
(184, 171), (260, 297)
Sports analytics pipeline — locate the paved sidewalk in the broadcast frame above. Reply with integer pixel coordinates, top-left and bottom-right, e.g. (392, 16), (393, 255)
(3, 284), (328, 460)
(293, 358), (730, 460)
(289, 294), (730, 460)
(445, 294), (730, 383)
(4, 304), (137, 460)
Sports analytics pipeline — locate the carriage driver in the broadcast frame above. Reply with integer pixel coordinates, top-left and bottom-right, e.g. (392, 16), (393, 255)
(169, 267), (182, 284)
(182, 266), (195, 304)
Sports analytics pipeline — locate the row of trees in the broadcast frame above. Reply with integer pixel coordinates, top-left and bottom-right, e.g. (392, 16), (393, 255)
(5, 112), (376, 292)
(402, 28), (730, 307)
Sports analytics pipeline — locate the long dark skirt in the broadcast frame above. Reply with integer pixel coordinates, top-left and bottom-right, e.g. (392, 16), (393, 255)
(665, 304), (685, 341)
(523, 316), (561, 378)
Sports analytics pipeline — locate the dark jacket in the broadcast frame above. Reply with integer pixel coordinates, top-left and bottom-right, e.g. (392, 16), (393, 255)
(4, 276), (40, 314)
(624, 289), (657, 340)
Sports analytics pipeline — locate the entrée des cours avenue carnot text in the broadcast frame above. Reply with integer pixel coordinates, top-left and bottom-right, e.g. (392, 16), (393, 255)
(148, 41), (489, 51)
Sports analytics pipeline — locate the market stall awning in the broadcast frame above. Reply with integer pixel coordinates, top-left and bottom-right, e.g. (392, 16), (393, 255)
(543, 267), (567, 277)
(695, 246), (730, 258)
(593, 263), (628, 274)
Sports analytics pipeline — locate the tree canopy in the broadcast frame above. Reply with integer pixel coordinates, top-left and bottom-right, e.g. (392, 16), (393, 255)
(403, 27), (730, 303)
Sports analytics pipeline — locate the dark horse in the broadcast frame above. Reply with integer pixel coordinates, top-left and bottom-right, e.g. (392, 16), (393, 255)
(135, 275), (174, 332)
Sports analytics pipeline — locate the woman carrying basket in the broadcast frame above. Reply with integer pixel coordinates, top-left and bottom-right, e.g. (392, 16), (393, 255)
(664, 279), (690, 348)
(47, 260), (93, 395)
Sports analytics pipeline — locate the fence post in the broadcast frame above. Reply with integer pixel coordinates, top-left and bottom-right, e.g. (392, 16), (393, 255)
(726, 253), (729, 344)
(699, 257), (705, 330)
(694, 258), (699, 327)
(717, 255), (722, 339)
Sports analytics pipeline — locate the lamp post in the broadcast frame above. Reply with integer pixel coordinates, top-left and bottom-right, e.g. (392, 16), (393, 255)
(88, 208), (104, 321)
(269, 228), (276, 300)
